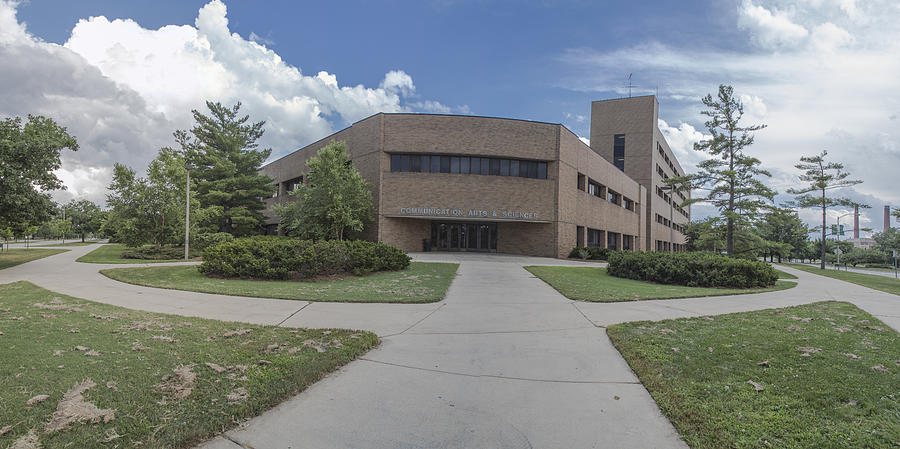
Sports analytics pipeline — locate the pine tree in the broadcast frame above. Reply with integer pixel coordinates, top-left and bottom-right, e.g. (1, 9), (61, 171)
(179, 102), (276, 236)
(675, 85), (775, 256)
(787, 150), (863, 269)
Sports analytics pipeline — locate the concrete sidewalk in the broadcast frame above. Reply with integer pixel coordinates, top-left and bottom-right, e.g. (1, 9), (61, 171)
(2, 246), (899, 448)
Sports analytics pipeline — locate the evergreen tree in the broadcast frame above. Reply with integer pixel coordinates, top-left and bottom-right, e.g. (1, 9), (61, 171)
(787, 150), (863, 269)
(673, 85), (775, 256)
(276, 140), (373, 240)
(179, 102), (275, 236)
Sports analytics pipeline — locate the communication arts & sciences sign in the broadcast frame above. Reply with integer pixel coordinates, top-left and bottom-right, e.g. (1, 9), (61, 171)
(399, 207), (538, 220)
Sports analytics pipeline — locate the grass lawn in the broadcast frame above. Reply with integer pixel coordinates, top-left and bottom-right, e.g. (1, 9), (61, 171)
(0, 281), (377, 448)
(34, 240), (101, 247)
(524, 266), (796, 302)
(0, 249), (68, 270)
(100, 262), (459, 303)
(608, 301), (899, 448)
(785, 263), (900, 296)
(77, 244), (196, 264)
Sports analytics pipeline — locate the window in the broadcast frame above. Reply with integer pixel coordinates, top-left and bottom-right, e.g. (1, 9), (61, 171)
(623, 197), (634, 212)
(388, 153), (549, 179)
(613, 134), (625, 171)
(576, 225), (584, 247)
(577, 173), (586, 191)
(607, 189), (620, 205)
(623, 235), (633, 251)
(607, 232), (619, 251)
(587, 179), (604, 198)
(587, 228), (603, 248)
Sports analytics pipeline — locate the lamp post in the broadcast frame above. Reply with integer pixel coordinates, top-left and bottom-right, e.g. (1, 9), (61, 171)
(660, 185), (675, 253)
(836, 212), (852, 242)
(184, 164), (191, 260)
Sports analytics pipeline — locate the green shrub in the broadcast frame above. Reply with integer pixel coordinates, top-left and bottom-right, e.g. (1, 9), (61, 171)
(193, 232), (235, 251)
(607, 251), (778, 288)
(121, 245), (198, 260)
(568, 246), (612, 260)
(199, 237), (410, 280)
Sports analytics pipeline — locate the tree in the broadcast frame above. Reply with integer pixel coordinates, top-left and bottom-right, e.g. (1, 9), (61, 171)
(873, 228), (900, 254)
(757, 207), (809, 263)
(276, 140), (373, 240)
(64, 200), (102, 242)
(179, 101), (276, 236)
(787, 150), (863, 269)
(0, 115), (78, 232)
(105, 148), (188, 247)
(672, 85), (775, 256)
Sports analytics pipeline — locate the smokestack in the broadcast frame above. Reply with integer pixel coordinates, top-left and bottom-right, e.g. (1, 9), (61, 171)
(853, 204), (859, 239)
(886, 205), (892, 233)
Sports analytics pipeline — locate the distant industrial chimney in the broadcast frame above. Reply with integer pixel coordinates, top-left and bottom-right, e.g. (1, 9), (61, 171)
(886, 205), (892, 232)
(853, 204), (859, 239)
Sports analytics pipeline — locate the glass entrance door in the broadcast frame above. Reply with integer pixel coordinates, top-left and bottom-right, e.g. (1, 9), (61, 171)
(431, 222), (497, 252)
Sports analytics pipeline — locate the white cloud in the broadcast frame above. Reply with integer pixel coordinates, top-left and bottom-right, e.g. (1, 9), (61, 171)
(0, 0), (452, 206)
(738, 0), (809, 49)
(809, 22), (853, 51)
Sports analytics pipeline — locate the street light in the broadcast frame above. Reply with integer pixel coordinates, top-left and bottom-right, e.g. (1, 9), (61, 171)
(184, 163), (193, 260)
(836, 212), (852, 242)
(660, 185), (675, 253)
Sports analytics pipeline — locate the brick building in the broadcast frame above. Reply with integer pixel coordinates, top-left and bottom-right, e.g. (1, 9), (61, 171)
(260, 95), (689, 258)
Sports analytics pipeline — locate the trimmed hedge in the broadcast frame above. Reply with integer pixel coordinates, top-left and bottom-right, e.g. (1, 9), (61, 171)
(199, 236), (411, 280)
(568, 246), (612, 261)
(607, 251), (778, 288)
(193, 232), (234, 251)
(121, 245), (198, 260)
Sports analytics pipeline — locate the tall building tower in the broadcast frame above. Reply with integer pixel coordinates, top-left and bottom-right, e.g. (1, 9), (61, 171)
(589, 96), (690, 251)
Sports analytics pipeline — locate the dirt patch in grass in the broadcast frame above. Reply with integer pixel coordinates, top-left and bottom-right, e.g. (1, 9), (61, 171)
(0, 281), (377, 449)
(608, 301), (900, 448)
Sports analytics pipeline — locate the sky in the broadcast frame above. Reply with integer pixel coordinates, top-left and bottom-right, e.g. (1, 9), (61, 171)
(1, 0), (898, 236)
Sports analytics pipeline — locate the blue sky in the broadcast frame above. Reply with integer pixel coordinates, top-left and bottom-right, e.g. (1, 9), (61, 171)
(3, 0), (900, 233)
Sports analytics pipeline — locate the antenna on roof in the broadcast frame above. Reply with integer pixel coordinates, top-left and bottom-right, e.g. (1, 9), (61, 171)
(625, 73), (635, 98)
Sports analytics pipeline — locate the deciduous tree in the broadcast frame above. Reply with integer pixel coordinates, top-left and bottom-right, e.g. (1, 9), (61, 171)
(276, 140), (373, 240)
(0, 115), (78, 232)
(63, 200), (102, 242)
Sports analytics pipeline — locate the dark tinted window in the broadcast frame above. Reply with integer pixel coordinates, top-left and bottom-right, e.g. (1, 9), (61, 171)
(450, 157), (460, 174)
(420, 155), (430, 172)
(489, 159), (500, 175)
(480, 158), (490, 175)
(410, 155), (420, 172)
(537, 162), (547, 179)
(391, 155), (401, 172)
(613, 134), (625, 172)
(440, 156), (450, 173)
(460, 157), (470, 174)
(510, 160), (519, 177)
(431, 156), (441, 173)
(500, 159), (510, 176)
(400, 155), (411, 172)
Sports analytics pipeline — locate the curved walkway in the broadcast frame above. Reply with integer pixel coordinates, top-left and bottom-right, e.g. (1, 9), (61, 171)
(2, 246), (898, 448)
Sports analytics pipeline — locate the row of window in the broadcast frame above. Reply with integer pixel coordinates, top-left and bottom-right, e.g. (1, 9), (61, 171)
(655, 213), (686, 233)
(390, 154), (548, 179)
(655, 186), (689, 219)
(577, 173), (636, 212)
(656, 241), (686, 252)
(656, 164), (687, 202)
(577, 225), (635, 251)
(657, 143), (682, 177)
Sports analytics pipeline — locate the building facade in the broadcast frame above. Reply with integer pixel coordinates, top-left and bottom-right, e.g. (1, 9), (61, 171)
(260, 96), (688, 258)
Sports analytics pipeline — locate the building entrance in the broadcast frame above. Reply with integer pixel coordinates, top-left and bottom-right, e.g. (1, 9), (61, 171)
(431, 222), (497, 252)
